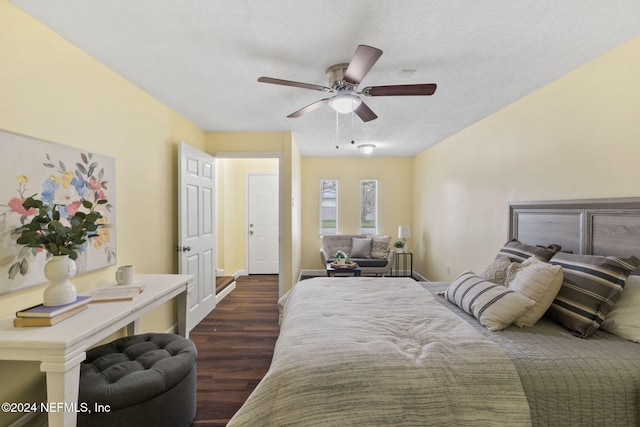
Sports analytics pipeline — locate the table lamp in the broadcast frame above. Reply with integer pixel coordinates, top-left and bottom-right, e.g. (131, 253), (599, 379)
(398, 225), (411, 252)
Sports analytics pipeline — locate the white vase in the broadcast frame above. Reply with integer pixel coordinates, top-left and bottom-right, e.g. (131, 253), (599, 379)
(337, 258), (345, 265)
(43, 255), (77, 306)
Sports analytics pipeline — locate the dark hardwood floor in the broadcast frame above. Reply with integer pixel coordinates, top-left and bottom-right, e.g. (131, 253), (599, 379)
(190, 274), (280, 426)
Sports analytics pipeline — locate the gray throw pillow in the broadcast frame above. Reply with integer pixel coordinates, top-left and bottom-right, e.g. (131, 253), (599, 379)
(351, 237), (372, 258)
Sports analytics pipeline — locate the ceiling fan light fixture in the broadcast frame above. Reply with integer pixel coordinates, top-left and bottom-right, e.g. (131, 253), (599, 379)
(329, 93), (362, 113)
(358, 144), (376, 154)
(259, 45), (437, 126)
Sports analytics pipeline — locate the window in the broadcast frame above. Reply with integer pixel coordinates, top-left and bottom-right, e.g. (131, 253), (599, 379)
(360, 179), (377, 234)
(320, 179), (337, 234)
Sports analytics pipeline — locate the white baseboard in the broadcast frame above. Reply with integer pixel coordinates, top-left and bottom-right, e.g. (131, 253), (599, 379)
(232, 270), (246, 278)
(412, 271), (429, 282)
(216, 280), (236, 304)
(164, 324), (178, 334)
(8, 411), (46, 427)
(217, 268), (246, 277)
(213, 270), (243, 304)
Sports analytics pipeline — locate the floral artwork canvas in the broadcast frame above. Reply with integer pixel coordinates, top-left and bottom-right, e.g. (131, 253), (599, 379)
(0, 130), (116, 295)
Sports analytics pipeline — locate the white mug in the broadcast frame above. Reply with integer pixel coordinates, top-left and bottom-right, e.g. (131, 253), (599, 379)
(116, 265), (135, 285)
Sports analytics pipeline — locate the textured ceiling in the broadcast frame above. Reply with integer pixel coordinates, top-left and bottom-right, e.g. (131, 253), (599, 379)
(11, 1), (640, 157)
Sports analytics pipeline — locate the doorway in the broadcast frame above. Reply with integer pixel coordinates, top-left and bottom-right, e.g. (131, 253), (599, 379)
(215, 158), (280, 280)
(247, 173), (279, 274)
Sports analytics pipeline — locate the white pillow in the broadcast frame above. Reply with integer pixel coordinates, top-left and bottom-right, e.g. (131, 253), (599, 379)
(600, 276), (640, 342)
(445, 271), (535, 331)
(508, 256), (563, 327)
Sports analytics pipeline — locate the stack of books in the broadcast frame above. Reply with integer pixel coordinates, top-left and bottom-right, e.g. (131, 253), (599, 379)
(13, 295), (92, 327)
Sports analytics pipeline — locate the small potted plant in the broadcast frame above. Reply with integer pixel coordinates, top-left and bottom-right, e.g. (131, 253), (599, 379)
(334, 250), (349, 265)
(394, 240), (405, 253)
(13, 195), (107, 306)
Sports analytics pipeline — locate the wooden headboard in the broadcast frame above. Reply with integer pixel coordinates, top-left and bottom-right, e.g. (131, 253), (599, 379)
(508, 197), (640, 274)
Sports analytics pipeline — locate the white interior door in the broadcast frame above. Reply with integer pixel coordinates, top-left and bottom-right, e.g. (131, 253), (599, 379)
(178, 142), (216, 331)
(247, 173), (279, 274)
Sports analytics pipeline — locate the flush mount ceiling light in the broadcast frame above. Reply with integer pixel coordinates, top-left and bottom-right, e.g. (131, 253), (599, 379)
(357, 144), (376, 154)
(329, 93), (362, 113)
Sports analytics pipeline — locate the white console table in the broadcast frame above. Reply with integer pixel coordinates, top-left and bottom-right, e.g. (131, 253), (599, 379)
(0, 274), (194, 427)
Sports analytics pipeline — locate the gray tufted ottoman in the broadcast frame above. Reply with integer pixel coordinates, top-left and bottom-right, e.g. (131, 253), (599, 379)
(78, 333), (197, 427)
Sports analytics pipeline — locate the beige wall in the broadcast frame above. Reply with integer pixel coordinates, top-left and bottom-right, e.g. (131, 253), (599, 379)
(207, 131), (288, 154)
(0, 2), (206, 424)
(216, 158), (279, 276)
(300, 157), (414, 270)
(413, 35), (640, 282)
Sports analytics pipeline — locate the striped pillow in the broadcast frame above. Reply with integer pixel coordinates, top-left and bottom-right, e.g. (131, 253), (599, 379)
(496, 239), (561, 263)
(547, 253), (640, 338)
(445, 271), (535, 331)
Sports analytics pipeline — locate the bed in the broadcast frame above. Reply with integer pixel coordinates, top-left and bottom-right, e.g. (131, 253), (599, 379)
(228, 198), (640, 426)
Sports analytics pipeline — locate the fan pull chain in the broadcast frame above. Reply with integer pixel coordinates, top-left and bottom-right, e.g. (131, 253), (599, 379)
(351, 109), (355, 143)
(335, 110), (340, 150)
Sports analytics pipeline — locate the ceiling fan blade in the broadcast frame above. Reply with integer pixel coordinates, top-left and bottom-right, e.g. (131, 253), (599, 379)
(258, 77), (331, 92)
(344, 45), (383, 85)
(353, 101), (378, 122)
(287, 98), (331, 118)
(362, 83), (437, 96)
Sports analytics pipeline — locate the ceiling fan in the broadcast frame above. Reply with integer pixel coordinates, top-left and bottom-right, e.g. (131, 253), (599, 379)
(257, 45), (437, 122)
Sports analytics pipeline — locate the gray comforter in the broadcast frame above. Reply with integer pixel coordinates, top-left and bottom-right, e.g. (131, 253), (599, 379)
(426, 282), (640, 427)
(228, 277), (532, 426)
